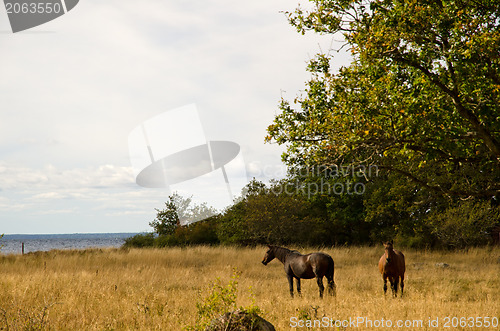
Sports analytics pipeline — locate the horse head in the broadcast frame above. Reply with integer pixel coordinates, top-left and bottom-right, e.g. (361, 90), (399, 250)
(383, 241), (394, 263)
(262, 245), (275, 265)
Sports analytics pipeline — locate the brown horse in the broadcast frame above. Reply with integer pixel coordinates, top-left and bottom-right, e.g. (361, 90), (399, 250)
(261, 245), (335, 298)
(378, 241), (405, 297)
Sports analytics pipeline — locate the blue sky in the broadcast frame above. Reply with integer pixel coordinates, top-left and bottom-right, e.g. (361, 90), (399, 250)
(0, 0), (350, 234)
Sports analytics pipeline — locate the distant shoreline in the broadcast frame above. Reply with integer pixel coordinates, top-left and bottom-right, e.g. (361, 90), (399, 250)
(1, 233), (140, 240)
(0, 233), (142, 255)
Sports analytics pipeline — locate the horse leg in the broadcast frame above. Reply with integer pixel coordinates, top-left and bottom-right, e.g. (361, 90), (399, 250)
(383, 276), (388, 295)
(287, 274), (294, 298)
(316, 276), (325, 299)
(325, 261), (336, 296)
(326, 275), (336, 296)
(400, 275), (404, 297)
(393, 277), (399, 298)
(296, 278), (302, 297)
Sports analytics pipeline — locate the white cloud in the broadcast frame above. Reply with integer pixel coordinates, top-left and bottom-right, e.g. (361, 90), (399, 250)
(34, 208), (78, 215)
(31, 192), (67, 200)
(0, 162), (134, 190)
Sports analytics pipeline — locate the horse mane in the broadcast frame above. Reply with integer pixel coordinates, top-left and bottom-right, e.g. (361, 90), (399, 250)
(271, 246), (298, 262)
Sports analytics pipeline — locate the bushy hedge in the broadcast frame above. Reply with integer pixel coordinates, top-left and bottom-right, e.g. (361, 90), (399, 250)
(123, 233), (155, 248)
(124, 178), (500, 249)
(123, 218), (219, 248)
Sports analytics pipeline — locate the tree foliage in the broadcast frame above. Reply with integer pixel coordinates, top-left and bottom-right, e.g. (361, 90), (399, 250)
(149, 195), (180, 236)
(428, 199), (500, 248)
(149, 193), (218, 237)
(217, 180), (322, 245)
(125, 179), (499, 248)
(217, 178), (370, 246)
(134, 193), (220, 247)
(267, 0), (500, 198)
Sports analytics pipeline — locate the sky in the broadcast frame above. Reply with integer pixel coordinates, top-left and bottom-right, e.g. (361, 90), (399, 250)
(0, 0), (350, 234)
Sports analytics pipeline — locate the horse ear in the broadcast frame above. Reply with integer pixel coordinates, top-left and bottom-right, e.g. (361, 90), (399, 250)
(389, 240), (393, 245)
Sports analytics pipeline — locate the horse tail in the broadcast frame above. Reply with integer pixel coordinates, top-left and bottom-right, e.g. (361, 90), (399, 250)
(326, 255), (336, 295)
(327, 255), (334, 279)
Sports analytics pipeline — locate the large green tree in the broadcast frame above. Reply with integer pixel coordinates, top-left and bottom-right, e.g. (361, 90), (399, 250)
(267, 0), (500, 198)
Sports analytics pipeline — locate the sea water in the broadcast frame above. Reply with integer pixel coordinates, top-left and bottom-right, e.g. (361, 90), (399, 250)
(0, 233), (137, 255)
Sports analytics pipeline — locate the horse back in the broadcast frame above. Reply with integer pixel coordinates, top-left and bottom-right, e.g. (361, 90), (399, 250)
(287, 253), (314, 278)
(307, 252), (333, 274)
(288, 252), (333, 279)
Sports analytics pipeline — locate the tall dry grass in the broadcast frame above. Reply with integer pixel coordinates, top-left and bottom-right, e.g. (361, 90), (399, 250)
(0, 246), (499, 330)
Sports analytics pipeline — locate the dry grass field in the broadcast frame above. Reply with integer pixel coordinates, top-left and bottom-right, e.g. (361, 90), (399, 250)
(0, 246), (499, 330)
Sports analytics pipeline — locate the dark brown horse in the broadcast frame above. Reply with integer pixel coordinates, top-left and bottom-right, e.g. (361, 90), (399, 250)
(261, 245), (336, 298)
(378, 241), (405, 297)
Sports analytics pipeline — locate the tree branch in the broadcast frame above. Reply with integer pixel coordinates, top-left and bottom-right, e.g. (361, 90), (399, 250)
(389, 51), (500, 160)
(378, 165), (500, 198)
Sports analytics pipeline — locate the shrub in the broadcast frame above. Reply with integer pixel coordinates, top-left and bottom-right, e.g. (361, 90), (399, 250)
(428, 200), (500, 249)
(122, 233), (155, 248)
(185, 269), (265, 331)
